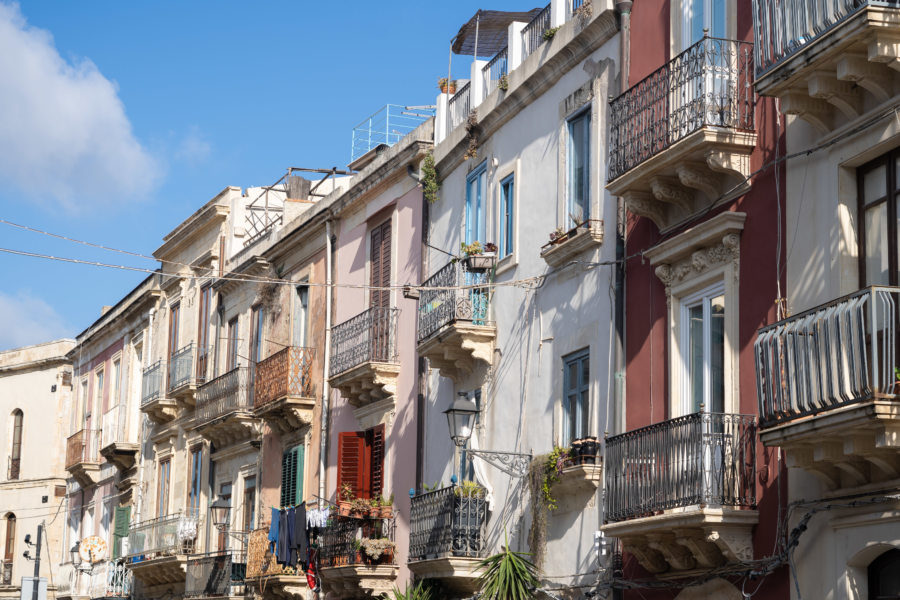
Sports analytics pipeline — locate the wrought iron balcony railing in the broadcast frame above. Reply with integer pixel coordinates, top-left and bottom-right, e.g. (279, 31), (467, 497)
(755, 286), (900, 428)
(196, 366), (253, 423)
(141, 361), (164, 407)
(126, 511), (202, 558)
(254, 346), (316, 408)
(7, 456), (19, 481)
(604, 412), (757, 523)
(608, 36), (754, 182)
(88, 559), (132, 599)
(330, 307), (399, 377)
(1, 560), (11, 585)
(408, 485), (487, 562)
(752, 0), (900, 76)
(482, 46), (508, 96)
(522, 3), (551, 59)
(417, 261), (490, 343)
(65, 428), (101, 469)
(185, 550), (246, 598)
(320, 515), (396, 568)
(168, 343), (204, 393)
(449, 81), (472, 131)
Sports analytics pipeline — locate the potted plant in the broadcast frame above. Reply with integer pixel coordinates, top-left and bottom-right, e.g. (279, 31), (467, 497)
(498, 74), (509, 92)
(338, 483), (355, 516)
(359, 537), (395, 564)
(438, 77), (457, 95)
(373, 493), (394, 519)
(461, 241), (498, 272)
(349, 497), (372, 517)
(548, 226), (567, 245)
(580, 436), (599, 464)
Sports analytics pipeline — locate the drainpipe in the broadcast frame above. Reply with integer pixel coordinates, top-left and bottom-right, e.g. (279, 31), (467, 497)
(319, 217), (334, 508)
(135, 306), (156, 521)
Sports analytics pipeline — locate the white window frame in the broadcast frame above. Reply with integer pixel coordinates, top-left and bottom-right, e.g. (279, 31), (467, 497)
(678, 283), (726, 416)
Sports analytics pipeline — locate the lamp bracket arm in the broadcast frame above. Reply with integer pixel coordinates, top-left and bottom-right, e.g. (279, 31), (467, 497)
(466, 449), (532, 478)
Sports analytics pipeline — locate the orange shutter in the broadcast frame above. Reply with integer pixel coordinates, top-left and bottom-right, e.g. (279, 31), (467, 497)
(367, 424), (385, 497)
(337, 431), (367, 499)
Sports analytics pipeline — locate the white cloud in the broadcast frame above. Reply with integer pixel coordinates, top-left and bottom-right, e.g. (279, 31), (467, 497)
(0, 2), (161, 210)
(175, 126), (212, 166)
(0, 290), (72, 351)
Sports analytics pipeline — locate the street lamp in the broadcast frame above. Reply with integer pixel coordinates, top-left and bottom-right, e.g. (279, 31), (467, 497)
(210, 498), (231, 530)
(70, 542), (81, 567)
(443, 392), (532, 477)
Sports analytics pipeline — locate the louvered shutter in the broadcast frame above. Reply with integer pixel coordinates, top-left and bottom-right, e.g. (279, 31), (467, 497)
(294, 445), (305, 505)
(369, 220), (391, 308)
(337, 431), (367, 499)
(370, 224), (383, 307)
(111, 506), (130, 559)
(367, 424), (385, 497)
(281, 449), (297, 507)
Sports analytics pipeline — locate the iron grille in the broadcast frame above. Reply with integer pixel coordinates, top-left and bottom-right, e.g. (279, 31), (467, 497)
(254, 346), (316, 408)
(449, 81), (472, 131)
(185, 550), (246, 598)
(1, 561), (11, 585)
(7, 457), (19, 480)
(88, 559), (132, 599)
(320, 516), (396, 567)
(482, 46), (508, 96)
(607, 36), (754, 181)
(195, 367), (253, 423)
(140, 361), (164, 407)
(604, 412), (757, 522)
(329, 307), (399, 377)
(168, 343), (196, 392)
(755, 286), (900, 428)
(408, 485), (487, 562)
(753, 0), (900, 76)
(126, 510), (202, 558)
(417, 261), (490, 343)
(522, 3), (551, 58)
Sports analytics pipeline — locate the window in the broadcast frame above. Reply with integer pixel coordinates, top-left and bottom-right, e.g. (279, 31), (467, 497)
(188, 446), (202, 515)
(280, 445), (305, 507)
(293, 283), (309, 347)
(157, 458), (171, 517)
(336, 425), (385, 500)
(859, 150), (900, 286)
(94, 369), (104, 416)
(3, 514), (14, 580)
(563, 350), (590, 446)
(8, 410), (22, 480)
(499, 175), (515, 258)
(369, 220), (392, 309)
(111, 359), (120, 406)
(168, 302), (180, 360)
(198, 285), (212, 379)
(868, 548), (900, 599)
(682, 0), (726, 49)
(680, 285), (725, 415)
(250, 306), (265, 365)
(243, 476), (256, 532)
(567, 111), (591, 226)
(226, 317), (239, 371)
(466, 162), (488, 244)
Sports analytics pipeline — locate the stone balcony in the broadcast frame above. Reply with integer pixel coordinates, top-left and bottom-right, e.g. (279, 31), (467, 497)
(607, 37), (756, 232)
(140, 360), (177, 424)
(753, 0), (900, 135)
(329, 307), (400, 408)
(416, 261), (496, 383)
(601, 412), (758, 575)
(125, 512), (202, 588)
(253, 346), (317, 434)
(166, 343), (209, 407)
(407, 485), (487, 594)
(98, 404), (138, 472)
(755, 285), (900, 490)
(319, 515), (398, 599)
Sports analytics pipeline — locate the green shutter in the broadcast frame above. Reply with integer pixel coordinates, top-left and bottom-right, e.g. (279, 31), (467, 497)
(112, 506), (131, 559)
(279, 445), (305, 507)
(294, 445), (305, 504)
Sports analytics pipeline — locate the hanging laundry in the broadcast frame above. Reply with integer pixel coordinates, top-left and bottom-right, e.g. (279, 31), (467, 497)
(293, 502), (309, 571)
(267, 508), (279, 553)
(276, 508), (293, 565)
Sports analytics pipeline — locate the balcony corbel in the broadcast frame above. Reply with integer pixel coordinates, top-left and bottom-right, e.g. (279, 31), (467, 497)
(807, 72), (863, 119)
(837, 54), (893, 101)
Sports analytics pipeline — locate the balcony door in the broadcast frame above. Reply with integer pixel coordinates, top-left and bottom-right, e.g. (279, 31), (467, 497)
(681, 0), (726, 49)
(293, 283), (309, 347)
(465, 163), (487, 246)
(369, 220), (392, 362)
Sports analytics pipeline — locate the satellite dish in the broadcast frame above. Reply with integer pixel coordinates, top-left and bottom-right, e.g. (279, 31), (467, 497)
(79, 536), (107, 563)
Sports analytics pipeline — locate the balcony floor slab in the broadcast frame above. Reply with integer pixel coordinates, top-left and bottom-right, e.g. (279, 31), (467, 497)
(193, 412), (260, 448)
(99, 441), (139, 472)
(417, 322), (496, 383)
(601, 507), (758, 575)
(407, 556), (482, 594)
(253, 396), (316, 434)
(127, 555), (187, 586)
(329, 362), (400, 408)
(319, 564), (398, 598)
(245, 575), (308, 599)
(140, 397), (177, 424)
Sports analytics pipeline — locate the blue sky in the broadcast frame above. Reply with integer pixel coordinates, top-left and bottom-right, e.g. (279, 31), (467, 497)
(0, 0), (527, 350)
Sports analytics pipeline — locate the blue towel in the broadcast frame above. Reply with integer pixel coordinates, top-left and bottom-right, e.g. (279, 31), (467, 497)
(267, 508), (279, 553)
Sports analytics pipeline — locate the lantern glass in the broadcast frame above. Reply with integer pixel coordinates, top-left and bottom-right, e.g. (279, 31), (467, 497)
(444, 395), (478, 447)
(70, 542), (81, 566)
(210, 498), (231, 529)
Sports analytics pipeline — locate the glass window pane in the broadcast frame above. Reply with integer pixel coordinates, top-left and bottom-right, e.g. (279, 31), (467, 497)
(866, 203), (890, 285)
(581, 356), (589, 386)
(567, 363), (578, 391)
(568, 114), (590, 225)
(710, 295), (725, 413)
(711, 0), (726, 38)
(864, 165), (887, 205)
(689, 304), (704, 413)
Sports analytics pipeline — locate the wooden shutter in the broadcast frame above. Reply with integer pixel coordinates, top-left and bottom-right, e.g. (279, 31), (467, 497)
(294, 445), (305, 505)
(112, 506), (130, 559)
(369, 220), (391, 308)
(367, 424), (385, 497)
(281, 448), (298, 507)
(337, 431), (367, 499)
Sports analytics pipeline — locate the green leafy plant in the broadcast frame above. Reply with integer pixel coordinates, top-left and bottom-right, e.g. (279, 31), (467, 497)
(385, 581), (433, 600)
(540, 447), (570, 510)
(421, 152), (440, 204)
(549, 226), (566, 243)
(340, 483), (355, 501)
(542, 26), (560, 40)
(461, 241), (484, 256)
(423, 481), (443, 492)
(454, 480), (484, 498)
(359, 537), (394, 560)
(476, 531), (539, 600)
(349, 497), (372, 515)
(498, 74), (509, 91)
(438, 77), (457, 94)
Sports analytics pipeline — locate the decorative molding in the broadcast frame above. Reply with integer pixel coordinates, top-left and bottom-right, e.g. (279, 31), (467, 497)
(675, 163), (720, 199)
(650, 177), (693, 212)
(353, 396), (396, 431)
(652, 233), (741, 297)
(623, 191), (668, 230)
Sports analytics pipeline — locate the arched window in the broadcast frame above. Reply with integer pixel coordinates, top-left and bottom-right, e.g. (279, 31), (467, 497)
(868, 548), (900, 599)
(8, 410), (22, 480)
(3, 513), (15, 583)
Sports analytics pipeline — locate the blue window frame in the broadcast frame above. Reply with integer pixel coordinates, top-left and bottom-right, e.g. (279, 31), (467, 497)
(567, 111), (591, 227)
(499, 175), (514, 258)
(563, 349), (590, 446)
(466, 162), (487, 244)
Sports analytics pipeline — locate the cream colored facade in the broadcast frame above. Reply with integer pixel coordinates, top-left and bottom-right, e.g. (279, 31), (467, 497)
(0, 339), (74, 600)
